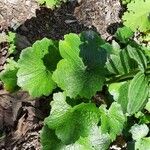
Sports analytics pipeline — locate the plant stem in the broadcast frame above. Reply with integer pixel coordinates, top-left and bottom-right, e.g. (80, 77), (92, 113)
(106, 64), (150, 84)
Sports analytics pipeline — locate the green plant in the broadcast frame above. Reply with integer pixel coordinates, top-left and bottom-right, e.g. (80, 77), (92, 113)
(121, 0), (133, 5)
(1, 29), (150, 149)
(7, 32), (16, 55)
(37, 0), (67, 8)
(122, 0), (150, 32)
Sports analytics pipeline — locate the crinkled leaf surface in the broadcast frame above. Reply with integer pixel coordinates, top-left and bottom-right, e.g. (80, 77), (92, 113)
(45, 92), (101, 144)
(41, 125), (63, 150)
(41, 125), (111, 150)
(17, 38), (61, 97)
(130, 124), (149, 140)
(45, 92), (71, 128)
(122, 0), (150, 32)
(0, 59), (18, 92)
(53, 31), (107, 98)
(99, 102), (126, 140)
(63, 126), (111, 150)
(82, 126), (111, 150)
(127, 72), (149, 115)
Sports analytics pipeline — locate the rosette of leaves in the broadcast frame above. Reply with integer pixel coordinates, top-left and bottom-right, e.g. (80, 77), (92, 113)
(122, 0), (150, 32)
(17, 38), (61, 97)
(37, 0), (67, 8)
(53, 31), (107, 99)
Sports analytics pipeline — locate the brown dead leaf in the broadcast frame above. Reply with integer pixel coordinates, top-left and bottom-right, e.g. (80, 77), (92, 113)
(0, 93), (14, 131)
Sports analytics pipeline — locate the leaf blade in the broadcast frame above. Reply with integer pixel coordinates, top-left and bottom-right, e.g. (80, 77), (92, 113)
(127, 72), (149, 114)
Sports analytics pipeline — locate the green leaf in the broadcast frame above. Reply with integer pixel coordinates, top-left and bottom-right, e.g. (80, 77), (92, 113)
(53, 31), (107, 98)
(140, 114), (150, 124)
(130, 124), (149, 140)
(41, 125), (111, 150)
(17, 38), (61, 97)
(62, 137), (93, 150)
(122, 0), (150, 32)
(0, 59), (18, 92)
(40, 125), (63, 150)
(106, 49), (136, 75)
(121, 0), (133, 5)
(55, 104), (100, 144)
(63, 127), (111, 150)
(37, 0), (67, 8)
(135, 137), (150, 150)
(127, 72), (149, 114)
(99, 102), (126, 140)
(127, 45), (147, 72)
(111, 40), (121, 55)
(100, 40), (120, 55)
(45, 92), (100, 144)
(7, 32), (16, 54)
(145, 99), (150, 112)
(117, 82), (130, 113)
(109, 82), (124, 101)
(109, 82), (129, 113)
(115, 26), (134, 43)
(85, 127), (111, 150)
(45, 92), (71, 128)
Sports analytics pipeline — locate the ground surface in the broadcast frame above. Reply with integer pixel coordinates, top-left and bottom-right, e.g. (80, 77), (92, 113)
(0, 0), (123, 149)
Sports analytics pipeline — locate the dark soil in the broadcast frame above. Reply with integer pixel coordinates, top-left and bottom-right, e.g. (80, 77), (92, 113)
(0, 0), (123, 149)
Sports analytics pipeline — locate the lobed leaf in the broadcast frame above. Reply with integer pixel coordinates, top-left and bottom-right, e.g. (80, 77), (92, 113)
(41, 125), (111, 150)
(53, 31), (107, 98)
(40, 125), (63, 150)
(17, 38), (61, 97)
(45, 92), (101, 144)
(99, 102), (126, 140)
